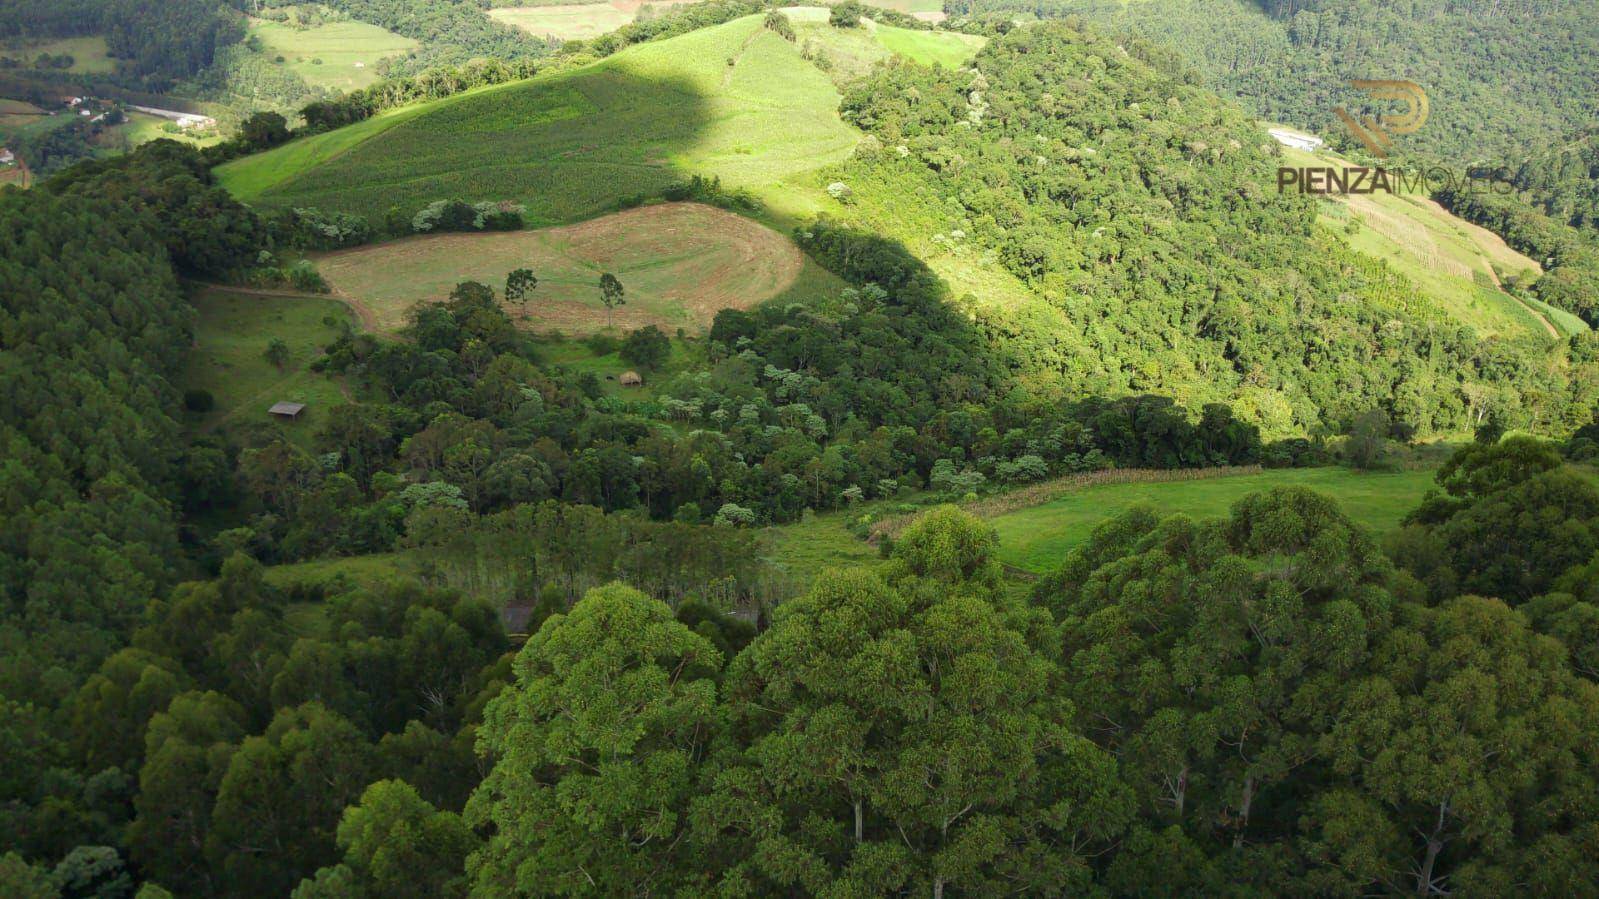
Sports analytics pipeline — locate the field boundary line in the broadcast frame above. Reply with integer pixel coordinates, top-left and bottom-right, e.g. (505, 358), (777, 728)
(869, 465), (1265, 539)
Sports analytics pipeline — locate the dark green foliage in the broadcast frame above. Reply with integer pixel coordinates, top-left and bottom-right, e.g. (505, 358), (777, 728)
(104, 0), (248, 86)
(830, 23), (1583, 437)
(1009, 0), (1599, 164)
(829, 0), (865, 27)
(48, 141), (265, 277)
(619, 324), (669, 371)
(1393, 437), (1599, 602)
(0, 185), (189, 697)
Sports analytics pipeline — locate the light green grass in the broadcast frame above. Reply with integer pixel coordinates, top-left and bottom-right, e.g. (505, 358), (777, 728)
(181, 287), (357, 450)
(1279, 144), (1553, 340)
(874, 24), (981, 67)
(490, 3), (637, 41)
(990, 467), (1438, 572)
(265, 551), (418, 590)
(218, 100), (435, 200)
(100, 112), (224, 151)
(248, 17), (418, 91)
(218, 15), (860, 229)
(0, 36), (115, 74)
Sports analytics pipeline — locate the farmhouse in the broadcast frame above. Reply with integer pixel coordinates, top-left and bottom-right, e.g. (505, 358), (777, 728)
(130, 104), (216, 130)
(1268, 127), (1324, 151)
(268, 401), (307, 420)
(0, 148), (13, 165)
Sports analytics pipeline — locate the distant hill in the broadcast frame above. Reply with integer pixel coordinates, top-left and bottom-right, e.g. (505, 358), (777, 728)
(973, 0), (1599, 167)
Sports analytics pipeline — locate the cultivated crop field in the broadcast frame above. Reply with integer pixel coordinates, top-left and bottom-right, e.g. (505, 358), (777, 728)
(248, 17), (418, 92)
(182, 288), (357, 449)
(217, 15), (864, 227)
(314, 202), (826, 334)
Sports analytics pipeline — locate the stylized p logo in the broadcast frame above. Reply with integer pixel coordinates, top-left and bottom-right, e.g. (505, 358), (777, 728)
(1334, 80), (1428, 158)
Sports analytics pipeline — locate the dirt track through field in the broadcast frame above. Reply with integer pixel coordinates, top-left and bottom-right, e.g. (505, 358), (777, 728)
(315, 202), (804, 335)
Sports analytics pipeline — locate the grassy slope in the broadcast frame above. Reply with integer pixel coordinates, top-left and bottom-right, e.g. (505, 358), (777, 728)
(181, 287), (358, 451)
(1278, 143), (1583, 340)
(989, 467), (1437, 572)
(0, 36), (115, 74)
(248, 17), (419, 92)
(217, 14), (980, 230)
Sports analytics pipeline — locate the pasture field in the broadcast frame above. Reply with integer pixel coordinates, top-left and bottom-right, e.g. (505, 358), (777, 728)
(1278, 144), (1575, 340)
(0, 36), (115, 74)
(217, 15), (862, 227)
(0, 99), (44, 115)
(181, 287), (357, 450)
(314, 202), (835, 334)
(247, 17), (418, 91)
(98, 112), (225, 151)
(788, 12), (981, 85)
(989, 467), (1438, 572)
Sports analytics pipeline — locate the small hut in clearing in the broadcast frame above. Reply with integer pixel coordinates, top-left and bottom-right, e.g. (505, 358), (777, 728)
(269, 401), (307, 420)
(619, 371), (643, 387)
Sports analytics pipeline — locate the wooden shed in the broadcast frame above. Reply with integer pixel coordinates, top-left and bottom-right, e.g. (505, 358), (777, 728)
(268, 401), (307, 420)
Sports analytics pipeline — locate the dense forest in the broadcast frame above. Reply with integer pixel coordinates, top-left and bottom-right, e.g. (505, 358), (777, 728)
(830, 23), (1598, 437)
(947, 0), (1599, 167)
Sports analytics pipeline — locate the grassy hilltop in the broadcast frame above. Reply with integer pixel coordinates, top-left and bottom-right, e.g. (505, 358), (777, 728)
(218, 13), (980, 228)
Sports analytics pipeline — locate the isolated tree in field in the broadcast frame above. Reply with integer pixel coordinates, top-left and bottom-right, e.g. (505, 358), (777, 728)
(264, 337), (290, 370)
(620, 324), (670, 371)
(763, 9), (795, 41)
(466, 584), (722, 896)
(504, 268), (537, 308)
(598, 272), (625, 327)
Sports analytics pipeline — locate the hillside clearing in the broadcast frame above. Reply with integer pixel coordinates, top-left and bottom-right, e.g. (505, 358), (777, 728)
(489, 0), (698, 41)
(247, 17), (418, 92)
(988, 466), (1438, 572)
(0, 35), (115, 74)
(1277, 144), (1561, 341)
(315, 202), (817, 334)
(181, 287), (357, 449)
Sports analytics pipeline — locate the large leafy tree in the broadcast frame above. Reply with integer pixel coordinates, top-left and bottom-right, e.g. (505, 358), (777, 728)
(466, 584), (723, 896)
(699, 508), (1131, 895)
(1312, 596), (1599, 894)
(1039, 488), (1400, 887)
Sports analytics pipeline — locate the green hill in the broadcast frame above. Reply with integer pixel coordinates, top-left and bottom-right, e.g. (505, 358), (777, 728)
(224, 15), (874, 226)
(217, 16), (1594, 439)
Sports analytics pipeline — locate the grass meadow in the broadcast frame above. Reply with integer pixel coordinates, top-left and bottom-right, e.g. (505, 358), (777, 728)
(0, 35), (115, 74)
(988, 466), (1438, 572)
(247, 17), (419, 92)
(181, 288), (357, 451)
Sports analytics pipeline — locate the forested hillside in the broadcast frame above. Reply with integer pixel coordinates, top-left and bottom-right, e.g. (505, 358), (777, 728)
(830, 23), (1597, 435)
(973, 0), (1599, 165)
